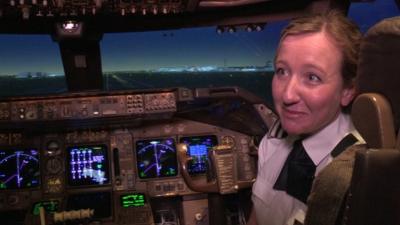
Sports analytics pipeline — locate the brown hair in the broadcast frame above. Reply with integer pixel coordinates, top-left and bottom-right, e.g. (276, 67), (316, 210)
(278, 10), (362, 87)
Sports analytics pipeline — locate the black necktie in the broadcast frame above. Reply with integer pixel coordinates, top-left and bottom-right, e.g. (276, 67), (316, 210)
(273, 139), (316, 203)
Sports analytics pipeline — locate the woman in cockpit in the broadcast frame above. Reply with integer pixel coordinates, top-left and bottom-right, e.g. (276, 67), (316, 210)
(248, 10), (363, 225)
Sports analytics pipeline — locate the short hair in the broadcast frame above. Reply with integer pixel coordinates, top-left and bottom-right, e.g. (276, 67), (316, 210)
(278, 10), (362, 87)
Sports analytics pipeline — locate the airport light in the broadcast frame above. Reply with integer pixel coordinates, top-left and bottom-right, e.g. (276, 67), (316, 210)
(216, 26), (224, 34)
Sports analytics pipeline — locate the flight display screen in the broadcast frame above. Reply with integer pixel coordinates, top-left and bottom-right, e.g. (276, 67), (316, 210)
(120, 193), (146, 208)
(180, 135), (218, 175)
(136, 138), (178, 179)
(67, 145), (109, 186)
(0, 148), (40, 190)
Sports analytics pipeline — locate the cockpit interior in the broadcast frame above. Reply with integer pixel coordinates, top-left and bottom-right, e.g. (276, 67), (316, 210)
(0, 0), (399, 225)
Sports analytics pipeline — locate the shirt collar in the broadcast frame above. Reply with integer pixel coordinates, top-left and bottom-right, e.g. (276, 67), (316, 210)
(302, 112), (356, 165)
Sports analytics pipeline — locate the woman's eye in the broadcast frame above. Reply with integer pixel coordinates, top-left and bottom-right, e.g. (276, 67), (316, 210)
(308, 73), (321, 82)
(275, 68), (287, 76)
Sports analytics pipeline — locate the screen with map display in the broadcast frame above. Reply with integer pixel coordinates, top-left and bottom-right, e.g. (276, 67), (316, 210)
(135, 138), (178, 179)
(0, 148), (40, 190)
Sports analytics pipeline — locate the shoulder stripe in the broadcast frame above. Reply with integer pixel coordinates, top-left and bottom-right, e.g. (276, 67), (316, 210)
(267, 119), (287, 139)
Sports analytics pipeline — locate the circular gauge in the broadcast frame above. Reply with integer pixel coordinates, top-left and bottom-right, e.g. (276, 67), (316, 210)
(0, 149), (40, 189)
(25, 110), (37, 120)
(46, 158), (62, 174)
(221, 136), (235, 148)
(136, 138), (177, 179)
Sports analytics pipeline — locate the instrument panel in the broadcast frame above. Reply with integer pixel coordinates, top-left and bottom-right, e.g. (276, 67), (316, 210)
(0, 92), (176, 122)
(0, 88), (265, 225)
(0, 120), (255, 224)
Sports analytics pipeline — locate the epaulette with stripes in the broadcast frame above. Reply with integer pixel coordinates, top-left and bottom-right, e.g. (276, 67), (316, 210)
(267, 119), (287, 139)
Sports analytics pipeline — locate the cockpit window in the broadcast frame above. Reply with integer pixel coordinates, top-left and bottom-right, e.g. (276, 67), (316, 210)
(348, 0), (399, 33)
(0, 0), (398, 100)
(100, 22), (288, 104)
(0, 34), (66, 97)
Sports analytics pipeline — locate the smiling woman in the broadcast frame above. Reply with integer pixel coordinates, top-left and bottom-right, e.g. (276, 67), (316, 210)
(273, 31), (353, 135)
(250, 10), (364, 225)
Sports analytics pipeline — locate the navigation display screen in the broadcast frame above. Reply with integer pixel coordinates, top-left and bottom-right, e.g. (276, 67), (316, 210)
(0, 148), (40, 190)
(67, 145), (109, 186)
(136, 138), (178, 179)
(180, 135), (218, 175)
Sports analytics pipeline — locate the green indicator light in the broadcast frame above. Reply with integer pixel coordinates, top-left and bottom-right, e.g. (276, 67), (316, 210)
(32, 200), (59, 216)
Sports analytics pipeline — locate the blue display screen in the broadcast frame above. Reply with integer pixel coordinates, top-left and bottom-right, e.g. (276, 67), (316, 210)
(67, 145), (109, 186)
(0, 148), (40, 189)
(189, 145), (208, 157)
(180, 135), (218, 175)
(136, 138), (178, 179)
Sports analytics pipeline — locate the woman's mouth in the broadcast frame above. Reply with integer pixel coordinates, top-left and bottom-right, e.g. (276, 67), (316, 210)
(281, 108), (306, 119)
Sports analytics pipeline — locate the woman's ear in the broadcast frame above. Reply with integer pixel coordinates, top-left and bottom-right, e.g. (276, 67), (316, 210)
(341, 85), (356, 107)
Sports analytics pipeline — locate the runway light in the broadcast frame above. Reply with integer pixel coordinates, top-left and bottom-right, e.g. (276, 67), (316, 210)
(246, 25), (253, 32)
(255, 24), (264, 31)
(216, 26), (224, 34)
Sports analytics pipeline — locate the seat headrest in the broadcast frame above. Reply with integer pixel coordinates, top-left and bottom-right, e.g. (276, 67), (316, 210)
(357, 16), (400, 131)
(351, 93), (396, 148)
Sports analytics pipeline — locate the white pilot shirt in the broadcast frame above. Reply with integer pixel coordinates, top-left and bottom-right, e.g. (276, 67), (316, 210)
(252, 112), (363, 225)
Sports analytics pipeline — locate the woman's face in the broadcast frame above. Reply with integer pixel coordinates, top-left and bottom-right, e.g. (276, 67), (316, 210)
(272, 31), (355, 135)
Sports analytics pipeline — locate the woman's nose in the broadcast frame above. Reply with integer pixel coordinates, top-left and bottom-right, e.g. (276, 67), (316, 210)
(282, 76), (300, 104)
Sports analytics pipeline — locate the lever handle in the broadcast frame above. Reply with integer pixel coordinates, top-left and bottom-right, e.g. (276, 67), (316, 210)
(177, 143), (219, 193)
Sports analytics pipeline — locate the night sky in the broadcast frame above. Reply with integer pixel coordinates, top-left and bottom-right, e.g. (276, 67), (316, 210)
(0, 0), (398, 75)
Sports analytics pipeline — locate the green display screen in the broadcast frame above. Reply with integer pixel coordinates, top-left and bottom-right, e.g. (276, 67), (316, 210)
(32, 200), (59, 215)
(120, 193), (146, 208)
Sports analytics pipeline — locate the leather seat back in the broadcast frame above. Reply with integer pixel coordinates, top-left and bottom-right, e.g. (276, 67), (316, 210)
(346, 16), (400, 225)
